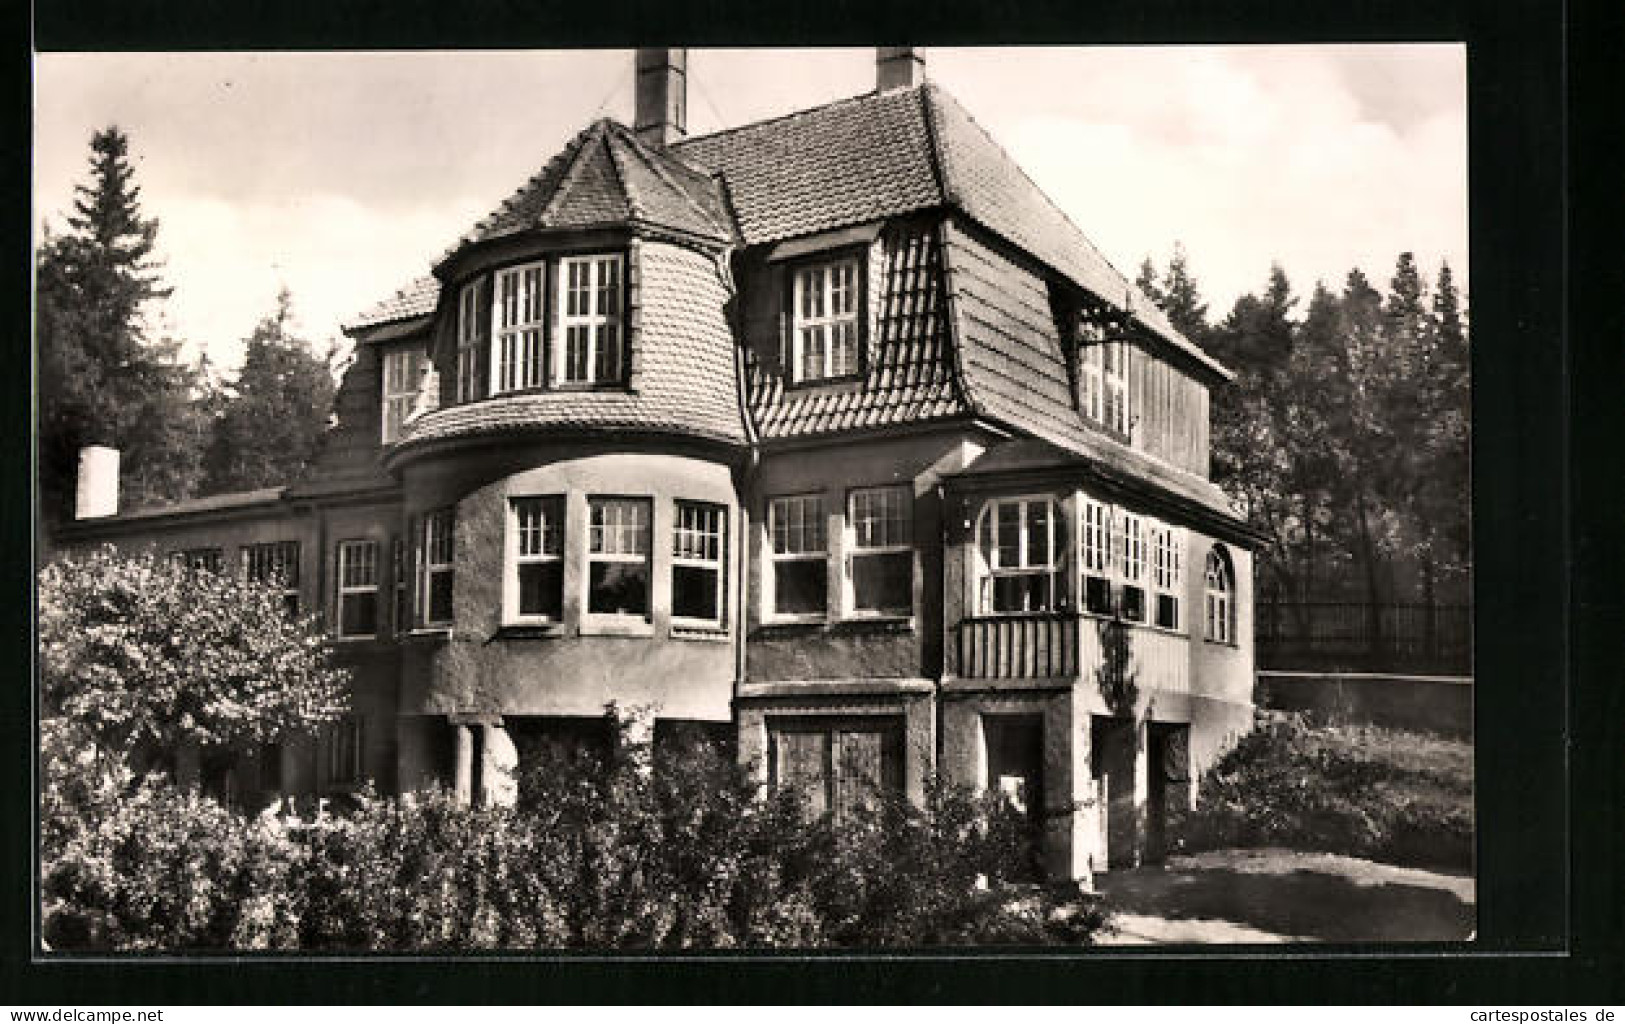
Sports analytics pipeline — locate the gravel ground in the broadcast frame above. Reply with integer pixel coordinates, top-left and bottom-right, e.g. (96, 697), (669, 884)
(1095, 847), (1477, 944)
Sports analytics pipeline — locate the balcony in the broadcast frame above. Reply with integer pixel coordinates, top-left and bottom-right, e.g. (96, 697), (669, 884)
(956, 613), (1191, 695)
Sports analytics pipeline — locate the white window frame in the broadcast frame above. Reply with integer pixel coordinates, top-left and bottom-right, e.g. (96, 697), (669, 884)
(1103, 340), (1129, 435)
(242, 540), (301, 617)
(672, 501), (727, 630)
(557, 254), (625, 385)
(1151, 522), (1184, 631)
(506, 496), (566, 625)
(846, 484), (913, 618)
(790, 256), (861, 384)
(1078, 342), (1103, 423)
(418, 508), (455, 628)
(977, 496), (1059, 615)
(766, 493), (828, 622)
(456, 280), (484, 403)
(1205, 546), (1235, 645)
(490, 261), (547, 395)
(1080, 496), (1115, 616)
(335, 539), (380, 640)
(585, 496), (652, 620)
(1118, 511), (1148, 623)
(380, 344), (422, 443)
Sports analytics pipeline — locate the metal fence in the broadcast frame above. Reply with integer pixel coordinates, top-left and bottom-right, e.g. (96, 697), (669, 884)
(1255, 601), (1472, 674)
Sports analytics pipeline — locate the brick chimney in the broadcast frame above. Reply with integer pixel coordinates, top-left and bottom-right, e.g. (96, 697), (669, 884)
(876, 47), (925, 92)
(634, 48), (687, 147)
(75, 445), (119, 519)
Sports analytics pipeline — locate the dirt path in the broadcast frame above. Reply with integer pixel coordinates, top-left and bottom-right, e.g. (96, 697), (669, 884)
(1095, 847), (1476, 944)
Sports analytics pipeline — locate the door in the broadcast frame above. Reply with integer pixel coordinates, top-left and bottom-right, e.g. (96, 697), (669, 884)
(983, 713), (1046, 879)
(1091, 715), (1139, 869)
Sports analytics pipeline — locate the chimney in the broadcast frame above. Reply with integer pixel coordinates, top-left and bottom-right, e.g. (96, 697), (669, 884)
(876, 47), (925, 92)
(75, 445), (120, 520)
(634, 48), (687, 147)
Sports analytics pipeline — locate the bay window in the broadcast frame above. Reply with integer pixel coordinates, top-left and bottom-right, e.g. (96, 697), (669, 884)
(335, 539), (379, 638)
(418, 508), (455, 627)
(791, 257), (861, 383)
(508, 496), (565, 622)
(587, 497), (650, 617)
(456, 280), (487, 403)
(1119, 512), (1148, 623)
(1152, 524), (1183, 630)
(560, 254), (624, 385)
(242, 540), (300, 617)
(848, 485), (912, 616)
(381, 345), (423, 443)
(672, 501), (726, 627)
(768, 494), (827, 618)
(492, 262), (546, 394)
(978, 497), (1060, 614)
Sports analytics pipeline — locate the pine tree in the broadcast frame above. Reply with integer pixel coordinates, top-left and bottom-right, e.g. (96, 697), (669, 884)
(37, 126), (206, 524)
(1160, 242), (1210, 346)
(203, 287), (337, 493)
(1134, 257), (1164, 309)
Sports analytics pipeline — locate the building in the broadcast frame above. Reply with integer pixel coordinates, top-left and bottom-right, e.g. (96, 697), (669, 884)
(53, 47), (1265, 882)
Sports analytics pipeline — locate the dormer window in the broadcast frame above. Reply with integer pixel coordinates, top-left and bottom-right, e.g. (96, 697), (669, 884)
(791, 257), (861, 384)
(456, 281), (487, 403)
(559, 254), (624, 385)
(381, 344), (424, 443)
(492, 262), (546, 394)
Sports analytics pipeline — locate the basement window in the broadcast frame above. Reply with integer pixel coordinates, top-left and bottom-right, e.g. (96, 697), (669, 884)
(672, 501), (726, 628)
(847, 485), (912, 616)
(335, 539), (379, 639)
(790, 257), (861, 384)
(587, 497), (651, 618)
(768, 494), (828, 619)
(509, 496), (565, 623)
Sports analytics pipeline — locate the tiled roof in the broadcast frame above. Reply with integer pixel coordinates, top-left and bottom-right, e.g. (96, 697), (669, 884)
(345, 276), (440, 333)
(747, 220), (968, 439)
(439, 120), (734, 270)
(940, 220), (1232, 515)
(674, 84), (1227, 379)
(395, 240), (747, 452)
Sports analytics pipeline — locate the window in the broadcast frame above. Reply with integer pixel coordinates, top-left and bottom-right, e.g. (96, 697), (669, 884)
(1102, 340), (1129, 435)
(587, 497), (650, 617)
(768, 494), (827, 618)
(1204, 546), (1235, 644)
(1119, 512), (1148, 623)
(381, 345), (423, 443)
(510, 497), (565, 622)
(770, 718), (904, 822)
(492, 262), (546, 394)
(791, 257), (860, 383)
(559, 255), (624, 385)
(672, 501), (726, 628)
(978, 497), (1060, 614)
(242, 540), (300, 617)
(848, 485), (912, 616)
(418, 508), (455, 627)
(391, 537), (408, 635)
(335, 540), (379, 638)
(171, 547), (223, 574)
(1081, 498), (1114, 615)
(456, 280), (487, 403)
(322, 715), (364, 787)
(1076, 317), (1106, 422)
(1152, 524), (1183, 630)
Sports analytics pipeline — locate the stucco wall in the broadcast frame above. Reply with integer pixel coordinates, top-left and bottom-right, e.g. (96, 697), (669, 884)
(397, 442), (739, 722)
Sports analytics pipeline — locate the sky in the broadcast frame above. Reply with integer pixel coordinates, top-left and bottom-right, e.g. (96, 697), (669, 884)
(33, 45), (1467, 374)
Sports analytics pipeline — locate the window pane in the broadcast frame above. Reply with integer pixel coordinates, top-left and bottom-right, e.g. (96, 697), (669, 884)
(672, 564), (720, 622)
(1028, 501), (1050, 567)
(1156, 594), (1180, 630)
(589, 561), (649, 616)
(1121, 585), (1146, 622)
(774, 560), (827, 615)
(996, 507), (1020, 568)
(519, 561), (564, 619)
(831, 321), (857, 377)
(341, 592), (377, 637)
(992, 573), (1051, 614)
(1084, 575), (1114, 615)
(852, 551), (911, 614)
(428, 572), (454, 624)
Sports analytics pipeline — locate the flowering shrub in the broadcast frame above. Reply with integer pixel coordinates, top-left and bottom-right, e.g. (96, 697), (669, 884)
(1175, 714), (1473, 870)
(41, 713), (1110, 950)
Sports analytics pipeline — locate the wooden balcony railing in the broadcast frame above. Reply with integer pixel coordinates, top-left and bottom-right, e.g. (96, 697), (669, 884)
(957, 613), (1080, 679)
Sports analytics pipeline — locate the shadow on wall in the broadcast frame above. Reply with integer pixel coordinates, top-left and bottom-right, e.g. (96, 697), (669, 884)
(1094, 617), (1139, 717)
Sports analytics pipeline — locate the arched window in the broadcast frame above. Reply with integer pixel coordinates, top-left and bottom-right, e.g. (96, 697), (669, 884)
(1204, 545), (1235, 644)
(977, 496), (1062, 614)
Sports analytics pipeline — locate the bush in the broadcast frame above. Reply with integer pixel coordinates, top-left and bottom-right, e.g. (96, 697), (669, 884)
(1175, 714), (1473, 870)
(41, 711), (1109, 951)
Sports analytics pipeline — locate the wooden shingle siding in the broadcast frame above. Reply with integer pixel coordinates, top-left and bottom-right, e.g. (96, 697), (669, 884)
(1128, 344), (1210, 477)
